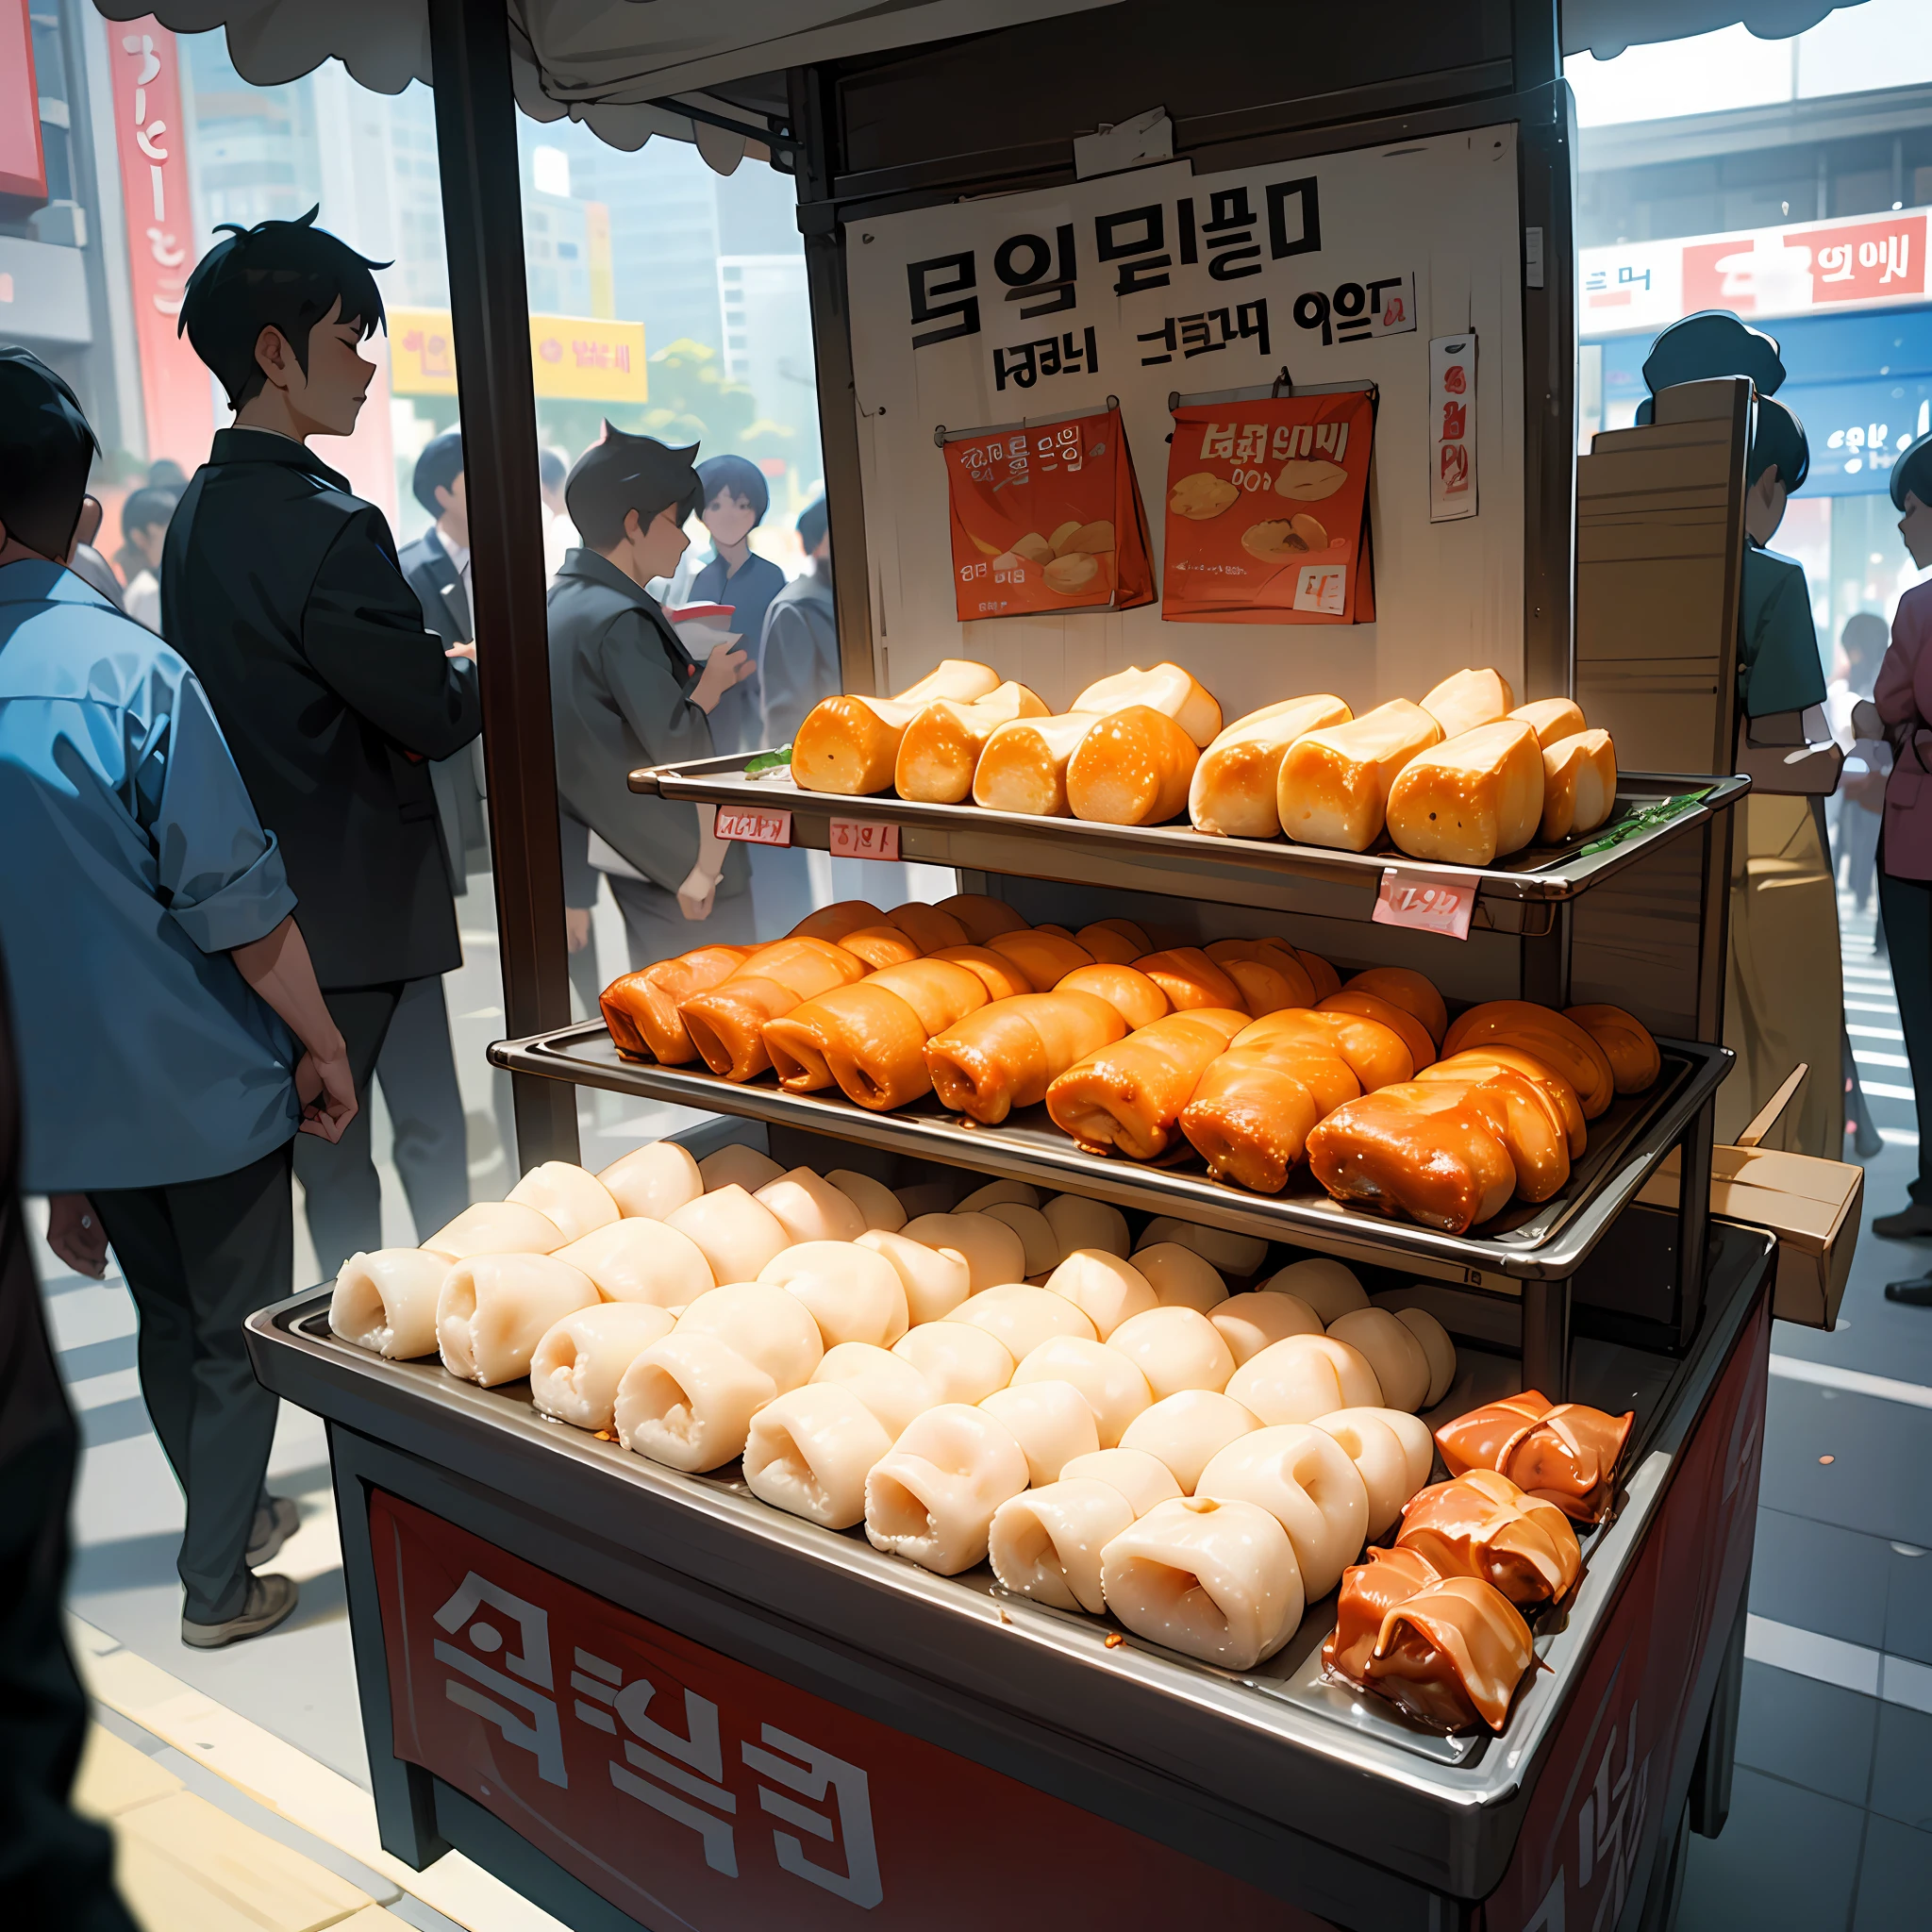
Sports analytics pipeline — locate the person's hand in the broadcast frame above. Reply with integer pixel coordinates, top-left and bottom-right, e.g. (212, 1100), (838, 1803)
(46, 1194), (108, 1278)
(1851, 698), (1884, 741)
(565, 906), (591, 953)
(446, 641), (477, 662)
(690, 643), (750, 714)
(295, 1037), (358, 1142)
(676, 862), (719, 921)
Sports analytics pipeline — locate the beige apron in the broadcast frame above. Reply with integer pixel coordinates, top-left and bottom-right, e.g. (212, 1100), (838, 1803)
(1718, 793), (1843, 1156)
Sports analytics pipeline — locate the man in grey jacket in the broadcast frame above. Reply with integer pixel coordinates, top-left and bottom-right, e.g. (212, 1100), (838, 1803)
(549, 427), (756, 969)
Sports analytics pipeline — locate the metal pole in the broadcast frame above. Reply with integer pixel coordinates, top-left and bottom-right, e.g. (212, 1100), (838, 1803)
(425, 0), (578, 1172)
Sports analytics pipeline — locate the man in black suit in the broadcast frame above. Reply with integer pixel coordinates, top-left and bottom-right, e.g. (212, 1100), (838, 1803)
(165, 209), (483, 1276)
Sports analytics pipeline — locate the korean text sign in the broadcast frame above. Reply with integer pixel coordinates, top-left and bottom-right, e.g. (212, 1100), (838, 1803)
(389, 306), (649, 404)
(369, 1489), (1299, 1930)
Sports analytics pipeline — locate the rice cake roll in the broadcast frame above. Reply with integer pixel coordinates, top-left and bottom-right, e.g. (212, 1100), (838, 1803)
(1277, 700), (1442, 852)
(1419, 667), (1514, 739)
(1538, 729), (1618, 843)
(1385, 719), (1546, 868)
(1189, 694), (1353, 839)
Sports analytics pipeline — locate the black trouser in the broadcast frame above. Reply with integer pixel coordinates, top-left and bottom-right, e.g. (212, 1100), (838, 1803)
(92, 1143), (294, 1624)
(374, 974), (470, 1243)
(1877, 859), (1932, 1203)
(606, 875), (758, 973)
(292, 983), (403, 1279)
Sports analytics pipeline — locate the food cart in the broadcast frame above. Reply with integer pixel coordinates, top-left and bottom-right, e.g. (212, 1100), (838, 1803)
(146, 0), (1816, 1924)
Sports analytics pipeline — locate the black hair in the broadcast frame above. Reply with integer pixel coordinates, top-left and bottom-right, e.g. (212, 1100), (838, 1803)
(1750, 395), (1808, 493)
(121, 486), (179, 541)
(566, 425), (702, 552)
(412, 428), (464, 518)
(1641, 310), (1787, 401)
(1840, 610), (1888, 669)
(796, 496), (828, 553)
(178, 207), (390, 408)
(0, 345), (99, 558)
(697, 453), (769, 525)
(146, 458), (189, 491)
(540, 447), (568, 491)
(1892, 430), (1932, 513)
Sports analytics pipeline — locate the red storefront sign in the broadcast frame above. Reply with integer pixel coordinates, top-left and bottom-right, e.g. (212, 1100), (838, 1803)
(0, 0), (47, 206)
(109, 19), (215, 473)
(370, 1488), (1307, 1930)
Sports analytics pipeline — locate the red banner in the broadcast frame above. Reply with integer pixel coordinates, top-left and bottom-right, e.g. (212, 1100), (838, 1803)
(370, 1488), (1306, 1931)
(0, 0), (46, 205)
(109, 19), (214, 474)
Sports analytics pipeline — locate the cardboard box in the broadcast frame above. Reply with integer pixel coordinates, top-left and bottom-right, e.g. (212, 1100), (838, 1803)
(1637, 1063), (1862, 1329)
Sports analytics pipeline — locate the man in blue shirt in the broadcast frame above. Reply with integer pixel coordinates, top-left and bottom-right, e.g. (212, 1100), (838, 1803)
(686, 454), (784, 757)
(0, 348), (356, 1648)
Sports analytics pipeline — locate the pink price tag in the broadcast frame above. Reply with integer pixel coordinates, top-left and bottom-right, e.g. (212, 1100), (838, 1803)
(712, 805), (792, 847)
(830, 819), (901, 861)
(1373, 865), (1475, 941)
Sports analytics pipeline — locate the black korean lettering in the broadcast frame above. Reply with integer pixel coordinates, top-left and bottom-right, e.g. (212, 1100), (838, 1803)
(1203, 189), (1262, 281)
(1292, 290), (1332, 346)
(1175, 197), (1198, 267)
(1333, 280), (1372, 341)
(1137, 318), (1178, 366)
(1095, 206), (1172, 295)
(992, 341), (1040, 391)
(1367, 275), (1405, 316)
(908, 253), (979, 347)
(1220, 299), (1271, 355)
(1266, 177), (1321, 260)
(994, 225), (1077, 319)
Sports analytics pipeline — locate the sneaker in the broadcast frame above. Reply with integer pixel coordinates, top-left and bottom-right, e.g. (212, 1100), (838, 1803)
(1873, 1202), (1932, 1241)
(245, 1496), (300, 1568)
(182, 1574), (299, 1649)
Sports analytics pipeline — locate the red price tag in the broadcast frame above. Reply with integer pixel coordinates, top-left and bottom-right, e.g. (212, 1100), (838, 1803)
(830, 819), (901, 861)
(1372, 865), (1475, 941)
(712, 805), (792, 847)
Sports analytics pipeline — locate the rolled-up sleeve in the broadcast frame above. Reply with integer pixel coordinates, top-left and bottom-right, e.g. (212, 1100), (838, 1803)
(144, 669), (299, 953)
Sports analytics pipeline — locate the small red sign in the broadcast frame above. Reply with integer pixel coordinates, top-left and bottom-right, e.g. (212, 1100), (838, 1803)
(714, 806), (792, 847)
(830, 819), (900, 861)
(1373, 865), (1475, 941)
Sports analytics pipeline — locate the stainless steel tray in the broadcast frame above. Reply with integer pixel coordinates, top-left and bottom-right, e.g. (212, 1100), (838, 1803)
(488, 1025), (1728, 1286)
(628, 757), (1747, 922)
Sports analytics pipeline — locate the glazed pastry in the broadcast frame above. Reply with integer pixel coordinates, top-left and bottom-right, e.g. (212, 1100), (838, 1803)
(1343, 968), (1448, 1047)
(925, 991), (1128, 1124)
(331, 1248), (450, 1358)
(1324, 1545), (1444, 1683)
(1043, 1250), (1158, 1339)
(1043, 1193), (1132, 1259)
(1135, 1217), (1268, 1275)
(1069, 662), (1224, 747)
(551, 1218), (714, 1309)
(596, 1140), (703, 1220)
(600, 945), (756, 1062)
(990, 1478), (1137, 1612)
(529, 1302), (676, 1431)
(1318, 990), (1437, 1077)
(1085, 916), (1155, 955)
(1208, 1290), (1324, 1366)
(832, 924), (925, 972)
(1188, 695), (1354, 839)
(880, 900), (969, 952)
(1509, 696), (1587, 747)
(697, 1143), (785, 1191)
(957, 1178), (1040, 1212)
(1276, 700), (1443, 852)
(764, 959), (992, 1108)
(614, 1333), (777, 1471)
(1064, 1446), (1185, 1516)
(899, 1210), (1027, 1295)
(1362, 1574), (1536, 1734)
(897, 659), (1005, 704)
(894, 683), (1050, 803)
(953, 1284), (1099, 1359)
(980, 1379), (1102, 1486)
(1311, 1408), (1436, 1538)
(744, 1385), (895, 1528)
(1066, 707), (1202, 826)
(663, 1184), (791, 1284)
(1418, 1047), (1586, 1158)
(437, 1253), (599, 1386)
(1396, 1468), (1584, 1605)
(1131, 1241), (1228, 1313)
(755, 1168), (870, 1242)
(1326, 1307), (1433, 1412)
(891, 1321), (1015, 1406)
(1195, 1423), (1371, 1599)
(1436, 1390), (1634, 1524)
(865, 1403), (1031, 1574)
(789, 900), (887, 943)
(1306, 1084), (1517, 1232)
(1441, 1001), (1617, 1120)
(1046, 1008), (1250, 1158)
(1226, 1333), (1383, 1424)
(934, 892), (1030, 943)
(760, 1241), (910, 1349)
(791, 693), (924, 794)
(857, 1228), (973, 1326)
(1070, 922), (1145, 966)
(1120, 1390), (1260, 1493)
(1131, 946), (1246, 1014)
(1202, 939), (1316, 1016)
(810, 1341), (935, 1440)
(1419, 666), (1514, 739)
(1259, 1257), (1369, 1323)
(1055, 964), (1171, 1031)
(1014, 1336), (1155, 1447)
(985, 926), (1094, 988)
(824, 1168), (906, 1232)
(1390, 1306), (1458, 1407)
(1385, 720), (1546, 868)
(1179, 1039), (1359, 1192)
(679, 938), (872, 1081)
(1282, 943), (1341, 1002)
(423, 1200), (563, 1261)
(928, 943), (1036, 1003)
(1107, 1306), (1238, 1401)
(1539, 729), (1618, 843)
(981, 1201), (1059, 1274)
(675, 1283), (824, 1392)
(1100, 1495), (1304, 1669)
(973, 712), (1104, 816)
(1563, 1004), (1660, 1095)
(1234, 1008), (1412, 1092)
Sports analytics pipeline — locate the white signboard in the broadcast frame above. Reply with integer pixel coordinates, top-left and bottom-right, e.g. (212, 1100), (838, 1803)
(844, 128), (1526, 723)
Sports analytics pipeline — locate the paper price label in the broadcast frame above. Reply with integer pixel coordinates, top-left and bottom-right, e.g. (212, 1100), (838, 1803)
(1373, 865), (1475, 941)
(830, 819), (901, 861)
(713, 805), (792, 847)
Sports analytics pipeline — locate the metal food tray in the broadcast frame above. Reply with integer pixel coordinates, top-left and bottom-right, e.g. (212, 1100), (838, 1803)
(489, 1026), (1728, 1287)
(628, 757), (1748, 921)
(247, 1220), (1772, 1901)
